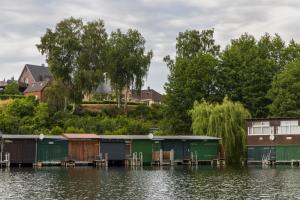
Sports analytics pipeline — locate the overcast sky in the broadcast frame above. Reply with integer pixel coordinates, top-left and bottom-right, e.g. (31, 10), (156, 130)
(1, 0), (300, 93)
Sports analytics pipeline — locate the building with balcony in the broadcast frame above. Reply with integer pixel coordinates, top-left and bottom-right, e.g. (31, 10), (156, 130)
(246, 118), (300, 164)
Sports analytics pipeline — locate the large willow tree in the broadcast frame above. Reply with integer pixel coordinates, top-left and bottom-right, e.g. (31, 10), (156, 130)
(190, 98), (250, 164)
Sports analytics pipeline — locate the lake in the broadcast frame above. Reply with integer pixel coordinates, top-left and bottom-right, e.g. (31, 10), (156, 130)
(0, 166), (299, 199)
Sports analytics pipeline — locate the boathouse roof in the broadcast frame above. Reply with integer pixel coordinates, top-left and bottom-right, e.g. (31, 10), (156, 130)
(2, 134), (39, 139)
(63, 133), (99, 139)
(154, 135), (221, 140)
(98, 135), (221, 140)
(2, 135), (66, 140)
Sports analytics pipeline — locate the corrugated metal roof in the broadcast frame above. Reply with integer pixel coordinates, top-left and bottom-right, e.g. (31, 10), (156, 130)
(2, 135), (39, 139)
(2, 134), (221, 140)
(99, 135), (221, 140)
(42, 135), (67, 140)
(63, 133), (100, 139)
(154, 135), (221, 140)
(2, 135), (67, 140)
(99, 135), (149, 140)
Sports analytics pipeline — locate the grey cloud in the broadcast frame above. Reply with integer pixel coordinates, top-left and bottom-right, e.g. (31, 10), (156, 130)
(1, 0), (300, 93)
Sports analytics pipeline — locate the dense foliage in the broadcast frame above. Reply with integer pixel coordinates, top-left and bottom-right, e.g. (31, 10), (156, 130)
(268, 59), (300, 116)
(107, 29), (153, 108)
(163, 30), (300, 134)
(0, 97), (160, 135)
(37, 17), (152, 111)
(190, 98), (251, 164)
(162, 30), (220, 134)
(3, 82), (21, 95)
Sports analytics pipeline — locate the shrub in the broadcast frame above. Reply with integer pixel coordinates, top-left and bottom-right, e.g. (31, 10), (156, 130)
(50, 126), (64, 135)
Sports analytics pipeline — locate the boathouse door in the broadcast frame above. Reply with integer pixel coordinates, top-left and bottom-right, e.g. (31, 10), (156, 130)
(101, 140), (126, 161)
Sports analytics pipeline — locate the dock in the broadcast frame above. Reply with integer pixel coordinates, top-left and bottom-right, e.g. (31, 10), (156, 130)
(93, 153), (108, 167)
(0, 152), (10, 168)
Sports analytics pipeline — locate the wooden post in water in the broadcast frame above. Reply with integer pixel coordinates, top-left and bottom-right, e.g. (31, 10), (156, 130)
(191, 152), (194, 165)
(139, 152), (143, 167)
(105, 153), (108, 167)
(159, 149), (163, 166)
(0, 131), (2, 168)
(195, 151), (198, 166)
(170, 149), (174, 166)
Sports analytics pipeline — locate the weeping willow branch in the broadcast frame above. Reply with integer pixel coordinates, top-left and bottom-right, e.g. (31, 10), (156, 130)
(190, 97), (250, 164)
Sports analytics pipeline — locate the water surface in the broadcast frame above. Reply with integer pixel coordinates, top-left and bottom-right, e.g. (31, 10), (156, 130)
(0, 166), (299, 199)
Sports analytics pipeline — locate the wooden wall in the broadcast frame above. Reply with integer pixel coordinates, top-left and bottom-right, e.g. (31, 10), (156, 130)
(4, 139), (36, 164)
(68, 140), (100, 161)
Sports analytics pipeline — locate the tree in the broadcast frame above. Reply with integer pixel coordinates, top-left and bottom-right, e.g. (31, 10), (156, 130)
(77, 20), (108, 97)
(44, 79), (69, 114)
(107, 29), (152, 109)
(4, 82), (21, 95)
(219, 34), (276, 117)
(190, 97), (250, 164)
(37, 17), (108, 106)
(162, 29), (220, 134)
(267, 59), (300, 116)
(33, 103), (50, 129)
(219, 33), (300, 118)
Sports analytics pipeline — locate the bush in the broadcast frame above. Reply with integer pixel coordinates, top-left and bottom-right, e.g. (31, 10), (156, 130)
(112, 127), (128, 135)
(50, 126), (64, 135)
(65, 127), (85, 133)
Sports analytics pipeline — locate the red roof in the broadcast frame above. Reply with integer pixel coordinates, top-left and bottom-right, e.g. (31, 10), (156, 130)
(63, 133), (99, 139)
(131, 87), (162, 102)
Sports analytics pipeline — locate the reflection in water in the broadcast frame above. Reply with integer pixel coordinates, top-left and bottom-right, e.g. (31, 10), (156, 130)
(0, 166), (300, 199)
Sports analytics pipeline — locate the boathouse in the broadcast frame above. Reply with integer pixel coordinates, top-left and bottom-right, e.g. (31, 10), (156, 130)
(246, 118), (300, 164)
(156, 136), (220, 164)
(63, 134), (100, 163)
(2, 135), (38, 165)
(99, 135), (221, 166)
(99, 135), (147, 163)
(37, 135), (68, 164)
(132, 138), (153, 164)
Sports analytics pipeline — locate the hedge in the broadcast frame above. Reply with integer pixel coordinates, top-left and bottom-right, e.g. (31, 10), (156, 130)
(0, 94), (25, 100)
(82, 100), (145, 105)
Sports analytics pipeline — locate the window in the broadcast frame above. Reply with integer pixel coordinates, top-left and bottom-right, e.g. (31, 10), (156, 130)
(252, 121), (270, 127)
(278, 120), (300, 134)
(280, 120), (298, 126)
(248, 121), (273, 135)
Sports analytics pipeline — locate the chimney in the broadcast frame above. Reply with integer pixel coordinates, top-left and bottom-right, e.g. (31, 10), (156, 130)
(41, 63), (45, 67)
(147, 86), (150, 91)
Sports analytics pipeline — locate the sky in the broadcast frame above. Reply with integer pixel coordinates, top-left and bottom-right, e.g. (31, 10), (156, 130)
(1, 0), (300, 93)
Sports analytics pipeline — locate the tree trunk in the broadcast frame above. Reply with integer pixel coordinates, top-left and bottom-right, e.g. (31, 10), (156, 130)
(116, 90), (121, 108)
(64, 97), (67, 112)
(124, 85), (128, 113)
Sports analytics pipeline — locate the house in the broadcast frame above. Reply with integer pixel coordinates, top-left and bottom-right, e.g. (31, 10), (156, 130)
(129, 87), (162, 106)
(0, 80), (7, 93)
(0, 77), (17, 93)
(18, 64), (52, 91)
(18, 64), (52, 101)
(23, 80), (49, 101)
(246, 117), (300, 164)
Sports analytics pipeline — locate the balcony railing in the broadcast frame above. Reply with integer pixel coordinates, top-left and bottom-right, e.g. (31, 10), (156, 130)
(277, 126), (300, 135)
(248, 126), (274, 135)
